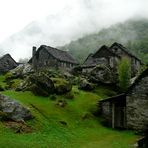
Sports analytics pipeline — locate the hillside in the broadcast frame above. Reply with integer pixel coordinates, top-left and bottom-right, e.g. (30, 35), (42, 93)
(0, 74), (138, 148)
(61, 18), (148, 63)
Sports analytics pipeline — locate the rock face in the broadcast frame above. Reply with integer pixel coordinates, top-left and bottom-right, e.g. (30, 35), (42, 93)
(89, 65), (115, 84)
(16, 73), (72, 96)
(126, 76), (148, 132)
(9, 63), (34, 79)
(0, 94), (32, 121)
(29, 74), (55, 96)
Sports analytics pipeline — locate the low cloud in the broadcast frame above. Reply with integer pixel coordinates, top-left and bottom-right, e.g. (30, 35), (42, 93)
(0, 0), (147, 61)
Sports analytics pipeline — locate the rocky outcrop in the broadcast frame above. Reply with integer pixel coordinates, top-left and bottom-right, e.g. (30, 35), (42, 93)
(29, 74), (55, 96)
(16, 74), (72, 96)
(51, 78), (72, 94)
(78, 78), (94, 91)
(7, 64), (34, 79)
(0, 94), (32, 121)
(89, 65), (116, 84)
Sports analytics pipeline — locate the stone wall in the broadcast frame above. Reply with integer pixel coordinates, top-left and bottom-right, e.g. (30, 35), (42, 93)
(111, 46), (141, 76)
(126, 76), (148, 131)
(100, 101), (112, 126)
(0, 54), (17, 74)
(32, 49), (75, 70)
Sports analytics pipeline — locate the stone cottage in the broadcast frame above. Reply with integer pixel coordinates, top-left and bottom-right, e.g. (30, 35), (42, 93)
(110, 42), (142, 76)
(99, 67), (148, 132)
(0, 54), (18, 74)
(83, 43), (142, 76)
(82, 45), (120, 73)
(29, 45), (78, 70)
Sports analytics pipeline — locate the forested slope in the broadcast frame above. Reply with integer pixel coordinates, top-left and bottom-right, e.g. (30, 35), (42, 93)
(61, 18), (148, 63)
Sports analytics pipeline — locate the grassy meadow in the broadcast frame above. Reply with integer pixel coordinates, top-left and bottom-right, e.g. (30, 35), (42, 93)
(0, 76), (139, 148)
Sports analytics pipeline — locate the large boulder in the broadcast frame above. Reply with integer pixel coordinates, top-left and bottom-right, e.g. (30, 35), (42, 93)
(78, 78), (94, 91)
(6, 64), (34, 80)
(89, 65), (116, 84)
(16, 72), (72, 96)
(51, 78), (72, 94)
(0, 94), (32, 121)
(26, 74), (55, 96)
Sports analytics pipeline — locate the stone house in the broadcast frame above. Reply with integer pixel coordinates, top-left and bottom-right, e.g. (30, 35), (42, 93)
(99, 67), (148, 132)
(0, 54), (18, 74)
(110, 42), (142, 76)
(83, 43), (142, 76)
(29, 45), (78, 70)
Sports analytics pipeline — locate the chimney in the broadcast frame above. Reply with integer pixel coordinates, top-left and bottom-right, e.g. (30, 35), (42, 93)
(32, 46), (36, 57)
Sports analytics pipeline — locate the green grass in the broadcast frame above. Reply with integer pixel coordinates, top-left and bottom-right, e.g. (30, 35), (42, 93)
(0, 75), (7, 88)
(0, 76), (138, 148)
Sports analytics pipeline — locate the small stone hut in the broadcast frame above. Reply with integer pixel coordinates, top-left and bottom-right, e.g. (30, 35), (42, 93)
(29, 45), (78, 70)
(83, 43), (142, 76)
(0, 54), (18, 74)
(99, 67), (148, 132)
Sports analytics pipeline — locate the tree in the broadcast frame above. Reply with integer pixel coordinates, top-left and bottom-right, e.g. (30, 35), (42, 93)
(117, 57), (131, 92)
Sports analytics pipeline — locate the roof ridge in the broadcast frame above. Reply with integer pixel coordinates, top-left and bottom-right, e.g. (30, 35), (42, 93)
(42, 45), (68, 53)
(39, 45), (78, 64)
(110, 42), (142, 62)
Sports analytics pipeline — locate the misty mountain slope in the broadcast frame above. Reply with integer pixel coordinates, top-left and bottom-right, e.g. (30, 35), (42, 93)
(60, 18), (148, 63)
(0, 3), (113, 61)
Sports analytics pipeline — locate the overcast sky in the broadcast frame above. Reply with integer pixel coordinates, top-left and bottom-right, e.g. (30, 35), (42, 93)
(0, 0), (148, 60)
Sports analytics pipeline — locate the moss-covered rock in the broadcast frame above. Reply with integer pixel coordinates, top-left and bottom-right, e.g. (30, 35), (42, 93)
(55, 99), (67, 107)
(0, 94), (32, 121)
(6, 79), (23, 90)
(29, 84), (50, 97)
(89, 65), (116, 84)
(0, 111), (8, 120)
(78, 78), (95, 91)
(64, 91), (74, 99)
(51, 78), (72, 94)
(0, 85), (4, 91)
(5, 72), (15, 80)
(28, 74), (55, 96)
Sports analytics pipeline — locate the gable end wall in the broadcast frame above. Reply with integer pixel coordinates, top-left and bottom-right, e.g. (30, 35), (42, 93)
(126, 76), (148, 131)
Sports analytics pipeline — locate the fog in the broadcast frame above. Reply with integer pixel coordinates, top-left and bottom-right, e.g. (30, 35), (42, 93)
(0, 0), (148, 61)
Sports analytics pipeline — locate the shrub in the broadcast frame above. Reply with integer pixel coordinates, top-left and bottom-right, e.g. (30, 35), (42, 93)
(117, 57), (131, 92)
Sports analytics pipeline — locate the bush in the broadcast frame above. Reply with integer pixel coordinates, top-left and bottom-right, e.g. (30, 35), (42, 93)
(117, 57), (131, 92)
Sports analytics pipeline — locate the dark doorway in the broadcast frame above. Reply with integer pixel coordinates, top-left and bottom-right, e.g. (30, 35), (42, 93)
(113, 96), (126, 129)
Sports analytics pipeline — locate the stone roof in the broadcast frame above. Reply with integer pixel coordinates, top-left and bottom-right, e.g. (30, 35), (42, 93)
(127, 67), (148, 94)
(37, 45), (78, 64)
(93, 45), (120, 58)
(110, 42), (142, 62)
(83, 45), (120, 66)
(83, 53), (94, 66)
(99, 93), (126, 103)
(0, 54), (17, 65)
(83, 42), (143, 67)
